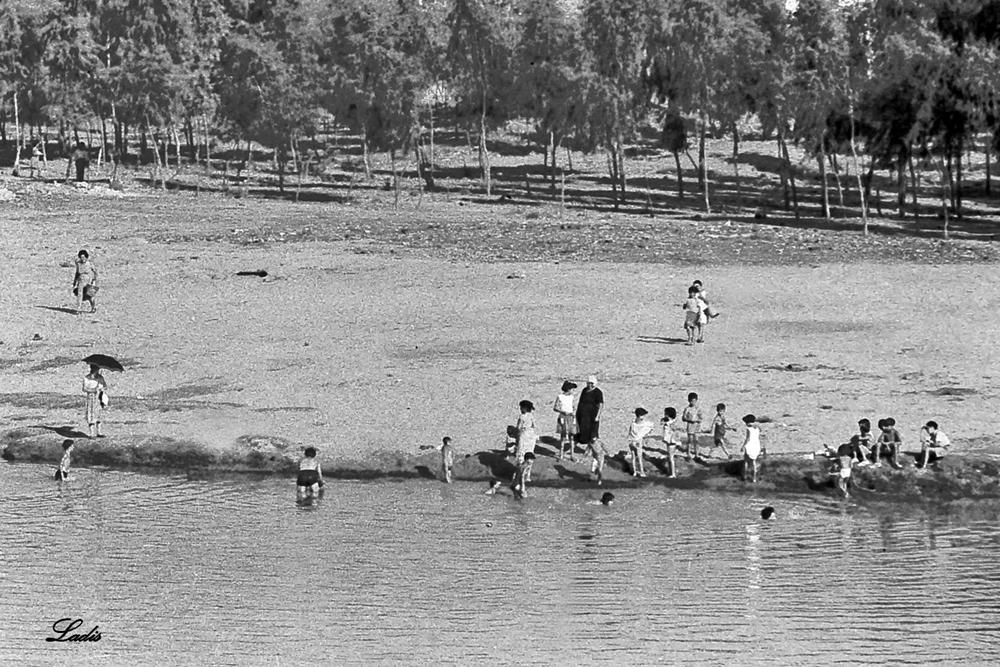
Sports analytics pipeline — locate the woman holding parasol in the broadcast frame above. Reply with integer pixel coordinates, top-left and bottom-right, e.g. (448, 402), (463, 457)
(81, 355), (123, 438)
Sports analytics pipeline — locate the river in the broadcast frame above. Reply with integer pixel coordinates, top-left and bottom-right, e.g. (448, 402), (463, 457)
(2, 462), (999, 665)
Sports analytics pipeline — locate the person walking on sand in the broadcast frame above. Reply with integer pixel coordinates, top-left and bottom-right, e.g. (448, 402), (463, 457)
(741, 414), (765, 483)
(576, 375), (604, 450)
(296, 447), (325, 500)
(71, 142), (90, 182)
(553, 381), (578, 461)
(73, 249), (99, 314)
(515, 400), (538, 471)
(681, 392), (703, 460)
(54, 439), (75, 481)
(420, 436), (456, 483)
(625, 407), (654, 477)
(82, 364), (107, 438)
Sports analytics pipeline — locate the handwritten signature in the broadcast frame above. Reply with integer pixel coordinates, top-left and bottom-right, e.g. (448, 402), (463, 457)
(45, 618), (102, 642)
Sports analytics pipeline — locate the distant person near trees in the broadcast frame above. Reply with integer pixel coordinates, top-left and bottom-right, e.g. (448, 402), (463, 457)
(72, 142), (90, 182)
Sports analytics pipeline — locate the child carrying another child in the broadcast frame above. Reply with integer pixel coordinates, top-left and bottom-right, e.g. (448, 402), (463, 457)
(741, 414), (765, 483)
(625, 407), (654, 477)
(296, 447), (325, 501)
(515, 400), (538, 468)
(682, 287), (705, 345)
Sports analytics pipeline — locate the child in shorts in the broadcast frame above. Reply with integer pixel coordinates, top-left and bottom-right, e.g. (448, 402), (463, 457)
(553, 381), (578, 461)
(511, 452), (536, 498)
(873, 417), (903, 468)
(682, 287), (704, 345)
(625, 407), (654, 477)
(681, 392), (703, 460)
(708, 403), (733, 459)
(918, 421), (951, 468)
(54, 439), (74, 481)
(835, 441), (854, 498)
(296, 447), (324, 500)
(660, 407), (679, 478)
(856, 419), (874, 465)
(741, 414), (764, 483)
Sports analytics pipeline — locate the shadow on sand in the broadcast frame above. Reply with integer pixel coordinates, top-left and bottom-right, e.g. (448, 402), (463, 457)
(36, 305), (79, 315)
(33, 424), (89, 438)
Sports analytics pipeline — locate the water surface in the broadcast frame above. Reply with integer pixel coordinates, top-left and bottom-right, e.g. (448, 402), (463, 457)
(1, 462), (999, 665)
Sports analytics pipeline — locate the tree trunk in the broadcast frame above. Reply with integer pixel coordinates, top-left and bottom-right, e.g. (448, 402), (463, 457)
(391, 148), (400, 210)
(607, 145), (619, 210)
(361, 125), (371, 179)
(940, 156), (951, 240)
(616, 132), (626, 202)
(699, 111), (709, 213)
(986, 142), (991, 196)
(896, 154), (907, 218)
(732, 124), (741, 212)
(146, 120), (165, 189)
(12, 92), (21, 176)
(955, 143), (963, 217)
(777, 133), (789, 211)
(818, 130), (830, 220)
(479, 87), (491, 196)
(779, 131), (799, 222)
(909, 154), (919, 222)
(849, 102), (868, 234)
(945, 152), (955, 211)
(428, 103), (434, 186)
(829, 154), (844, 208)
(548, 130), (556, 191)
(673, 152), (684, 199)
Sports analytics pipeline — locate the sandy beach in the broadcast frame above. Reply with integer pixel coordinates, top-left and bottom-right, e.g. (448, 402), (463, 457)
(3, 180), (999, 468)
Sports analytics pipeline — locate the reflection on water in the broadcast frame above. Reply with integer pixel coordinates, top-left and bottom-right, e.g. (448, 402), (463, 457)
(2, 462), (999, 665)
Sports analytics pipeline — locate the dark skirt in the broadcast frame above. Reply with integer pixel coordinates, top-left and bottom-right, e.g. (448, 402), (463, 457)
(576, 412), (600, 444)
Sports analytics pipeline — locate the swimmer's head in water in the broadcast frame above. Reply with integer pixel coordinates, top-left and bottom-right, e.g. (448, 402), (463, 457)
(601, 492), (615, 505)
(62, 439), (74, 450)
(304, 446), (317, 458)
(761, 506), (775, 520)
(523, 452), (536, 462)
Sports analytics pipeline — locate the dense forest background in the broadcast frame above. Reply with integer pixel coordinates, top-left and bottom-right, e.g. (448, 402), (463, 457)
(2, 0), (999, 224)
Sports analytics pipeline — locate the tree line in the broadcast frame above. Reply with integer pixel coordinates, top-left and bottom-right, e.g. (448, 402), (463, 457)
(2, 0), (999, 224)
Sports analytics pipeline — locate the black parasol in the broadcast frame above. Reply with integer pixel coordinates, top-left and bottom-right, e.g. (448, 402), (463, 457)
(82, 354), (124, 372)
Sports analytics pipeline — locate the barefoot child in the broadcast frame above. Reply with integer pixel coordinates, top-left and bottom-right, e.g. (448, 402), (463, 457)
(553, 381), (578, 461)
(54, 439), (74, 481)
(874, 417), (904, 468)
(420, 436), (456, 483)
(741, 414), (764, 483)
(681, 392), (703, 460)
(296, 447), (324, 500)
(625, 407), (654, 477)
(660, 407), (679, 478)
(511, 452), (536, 498)
(918, 421), (951, 468)
(682, 287), (704, 345)
(515, 400), (538, 468)
(835, 440), (854, 498)
(708, 403), (733, 459)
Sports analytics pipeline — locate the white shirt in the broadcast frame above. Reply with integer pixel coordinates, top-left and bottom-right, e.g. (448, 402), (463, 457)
(628, 419), (654, 443)
(743, 425), (762, 459)
(554, 393), (574, 414)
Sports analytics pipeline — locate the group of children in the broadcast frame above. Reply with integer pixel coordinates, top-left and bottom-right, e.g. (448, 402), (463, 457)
(820, 418), (952, 498)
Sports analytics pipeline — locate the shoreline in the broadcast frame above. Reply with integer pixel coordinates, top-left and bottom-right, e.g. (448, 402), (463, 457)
(5, 428), (999, 501)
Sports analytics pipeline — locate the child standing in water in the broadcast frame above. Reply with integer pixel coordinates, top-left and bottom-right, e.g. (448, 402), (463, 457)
(708, 403), (733, 459)
(511, 452), (536, 499)
(54, 439), (75, 481)
(681, 392), (703, 460)
(741, 414), (764, 483)
(625, 407), (654, 477)
(660, 406), (679, 478)
(296, 447), (324, 500)
(515, 400), (538, 470)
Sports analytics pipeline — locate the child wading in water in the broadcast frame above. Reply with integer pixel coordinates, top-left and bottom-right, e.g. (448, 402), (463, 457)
(553, 381), (578, 461)
(420, 436), (456, 483)
(511, 452), (536, 498)
(296, 447), (325, 501)
(708, 403), (734, 459)
(741, 414), (764, 482)
(54, 439), (75, 481)
(515, 400), (538, 471)
(625, 407), (654, 477)
(681, 392), (703, 460)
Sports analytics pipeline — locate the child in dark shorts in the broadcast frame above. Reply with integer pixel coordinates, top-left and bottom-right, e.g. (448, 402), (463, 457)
(296, 447), (324, 500)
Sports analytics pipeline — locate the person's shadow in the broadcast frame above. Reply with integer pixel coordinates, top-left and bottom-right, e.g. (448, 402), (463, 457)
(636, 335), (688, 345)
(36, 305), (79, 315)
(33, 424), (89, 438)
